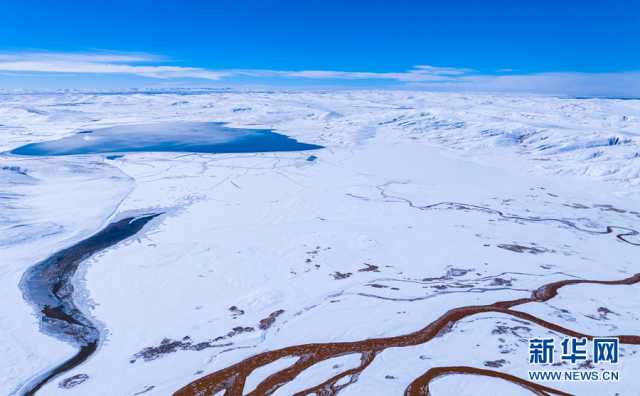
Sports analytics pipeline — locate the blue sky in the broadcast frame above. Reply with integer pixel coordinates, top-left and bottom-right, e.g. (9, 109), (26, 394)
(1, 0), (638, 95)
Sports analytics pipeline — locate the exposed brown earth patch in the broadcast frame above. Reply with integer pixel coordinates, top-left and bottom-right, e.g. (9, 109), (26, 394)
(332, 271), (352, 280)
(58, 374), (88, 389)
(497, 244), (548, 254)
(259, 310), (285, 331)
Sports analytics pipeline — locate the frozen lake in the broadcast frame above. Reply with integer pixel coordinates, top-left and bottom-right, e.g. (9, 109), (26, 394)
(10, 122), (322, 156)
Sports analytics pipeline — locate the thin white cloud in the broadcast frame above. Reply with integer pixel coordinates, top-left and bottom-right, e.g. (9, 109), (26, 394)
(233, 65), (473, 82)
(0, 51), (163, 63)
(0, 51), (228, 80)
(0, 51), (638, 96)
(412, 65), (473, 75)
(0, 52), (472, 82)
(411, 72), (640, 97)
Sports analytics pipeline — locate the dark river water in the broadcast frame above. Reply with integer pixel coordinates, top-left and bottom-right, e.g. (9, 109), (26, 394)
(18, 214), (160, 395)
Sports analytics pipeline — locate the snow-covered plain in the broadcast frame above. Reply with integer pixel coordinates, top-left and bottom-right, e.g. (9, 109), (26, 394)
(1, 90), (639, 395)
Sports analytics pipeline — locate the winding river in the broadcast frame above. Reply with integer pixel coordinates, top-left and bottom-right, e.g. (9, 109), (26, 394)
(17, 214), (160, 395)
(174, 273), (640, 396)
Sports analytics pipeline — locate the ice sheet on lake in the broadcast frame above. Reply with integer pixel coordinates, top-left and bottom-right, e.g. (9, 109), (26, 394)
(10, 122), (322, 156)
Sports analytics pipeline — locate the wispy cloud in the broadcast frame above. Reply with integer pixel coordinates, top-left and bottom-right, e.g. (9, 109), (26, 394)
(237, 67), (640, 96)
(0, 51), (228, 80)
(0, 51), (473, 82)
(0, 50), (638, 96)
(0, 51), (163, 63)
(233, 65), (473, 82)
(412, 71), (640, 97)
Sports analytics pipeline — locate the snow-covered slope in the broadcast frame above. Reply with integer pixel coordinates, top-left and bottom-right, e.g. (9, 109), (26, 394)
(1, 91), (639, 395)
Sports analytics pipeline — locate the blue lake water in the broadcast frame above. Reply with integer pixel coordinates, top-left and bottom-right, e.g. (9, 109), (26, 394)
(11, 122), (323, 156)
